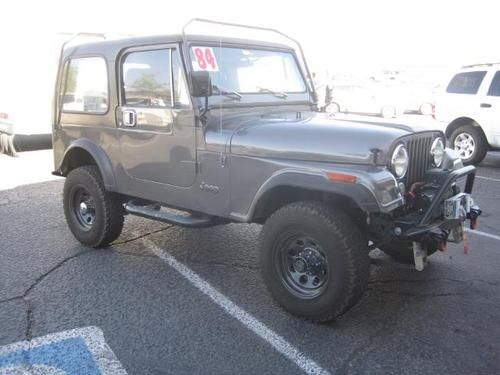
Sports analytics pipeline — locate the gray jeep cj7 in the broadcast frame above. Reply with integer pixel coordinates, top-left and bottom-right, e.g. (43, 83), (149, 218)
(52, 20), (481, 322)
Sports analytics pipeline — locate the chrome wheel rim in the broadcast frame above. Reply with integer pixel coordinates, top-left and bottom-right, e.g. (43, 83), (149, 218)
(454, 132), (475, 160)
(277, 236), (328, 299)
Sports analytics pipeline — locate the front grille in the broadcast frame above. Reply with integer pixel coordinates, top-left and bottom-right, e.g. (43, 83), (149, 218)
(405, 134), (434, 186)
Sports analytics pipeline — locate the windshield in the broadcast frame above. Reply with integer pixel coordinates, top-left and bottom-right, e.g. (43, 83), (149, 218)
(189, 46), (307, 95)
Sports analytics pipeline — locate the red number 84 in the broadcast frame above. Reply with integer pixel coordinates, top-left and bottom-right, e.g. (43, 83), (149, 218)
(194, 47), (216, 70)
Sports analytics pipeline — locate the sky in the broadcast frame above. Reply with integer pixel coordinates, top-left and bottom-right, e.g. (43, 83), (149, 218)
(1, 0), (499, 132)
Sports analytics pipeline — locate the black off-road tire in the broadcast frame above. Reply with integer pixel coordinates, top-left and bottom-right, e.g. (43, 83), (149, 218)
(259, 201), (369, 323)
(449, 124), (488, 166)
(63, 165), (124, 248)
(380, 241), (438, 264)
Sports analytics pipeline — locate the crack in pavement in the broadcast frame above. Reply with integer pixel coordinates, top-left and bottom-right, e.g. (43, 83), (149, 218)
(186, 259), (258, 271)
(25, 300), (33, 341)
(111, 225), (173, 245)
(0, 226), (175, 343)
(111, 250), (158, 259)
(0, 295), (24, 304)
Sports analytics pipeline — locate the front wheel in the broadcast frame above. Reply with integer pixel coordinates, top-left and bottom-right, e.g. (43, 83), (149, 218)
(449, 124), (488, 165)
(259, 201), (369, 322)
(63, 165), (124, 248)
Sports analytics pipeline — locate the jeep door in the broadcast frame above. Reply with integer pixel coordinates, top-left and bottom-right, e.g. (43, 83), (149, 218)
(117, 45), (196, 188)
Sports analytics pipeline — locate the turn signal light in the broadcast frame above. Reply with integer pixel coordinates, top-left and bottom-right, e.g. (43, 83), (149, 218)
(326, 172), (357, 184)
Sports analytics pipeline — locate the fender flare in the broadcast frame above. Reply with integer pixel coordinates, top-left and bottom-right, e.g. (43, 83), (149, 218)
(244, 169), (382, 222)
(58, 138), (117, 191)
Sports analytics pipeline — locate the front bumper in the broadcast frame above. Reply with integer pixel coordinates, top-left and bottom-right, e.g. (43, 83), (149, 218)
(373, 165), (481, 245)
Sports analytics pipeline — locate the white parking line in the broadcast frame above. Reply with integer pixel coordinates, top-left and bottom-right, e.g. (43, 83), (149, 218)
(465, 228), (500, 242)
(142, 238), (330, 375)
(476, 175), (500, 183)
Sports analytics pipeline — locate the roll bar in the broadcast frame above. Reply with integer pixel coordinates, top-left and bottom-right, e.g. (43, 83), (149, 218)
(182, 18), (318, 105)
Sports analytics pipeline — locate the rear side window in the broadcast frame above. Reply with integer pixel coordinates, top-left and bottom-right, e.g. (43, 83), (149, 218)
(122, 49), (172, 107)
(446, 71), (486, 94)
(62, 57), (108, 113)
(487, 71), (500, 96)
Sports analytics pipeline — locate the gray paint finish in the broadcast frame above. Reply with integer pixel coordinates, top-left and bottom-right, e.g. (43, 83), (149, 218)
(229, 113), (409, 164)
(52, 32), (451, 224)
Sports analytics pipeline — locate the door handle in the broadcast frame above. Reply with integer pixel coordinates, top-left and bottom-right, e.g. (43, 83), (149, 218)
(122, 109), (137, 127)
(480, 103), (492, 108)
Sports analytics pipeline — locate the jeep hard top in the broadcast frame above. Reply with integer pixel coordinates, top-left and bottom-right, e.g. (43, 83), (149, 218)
(52, 19), (482, 321)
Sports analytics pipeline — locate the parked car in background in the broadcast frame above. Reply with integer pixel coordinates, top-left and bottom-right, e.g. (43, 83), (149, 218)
(434, 63), (500, 165)
(325, 84), (403, 118)
(400, 85), (435, 115)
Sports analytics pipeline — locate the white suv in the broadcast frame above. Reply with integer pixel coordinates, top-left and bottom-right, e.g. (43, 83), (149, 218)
(434, 63), (500, 165)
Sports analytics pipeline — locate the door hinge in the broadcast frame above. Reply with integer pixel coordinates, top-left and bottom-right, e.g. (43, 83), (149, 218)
(220, 153), (227, 168)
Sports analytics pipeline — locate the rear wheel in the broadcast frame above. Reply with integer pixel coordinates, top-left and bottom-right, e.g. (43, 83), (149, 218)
(63, 165), (124, 248)
(259, 201), (369, 322)
(449, 124), (488, 165)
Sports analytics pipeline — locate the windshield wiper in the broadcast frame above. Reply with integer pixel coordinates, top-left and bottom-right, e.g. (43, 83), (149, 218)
(212, 85), (242, 101)
(257, 87), (288, 99)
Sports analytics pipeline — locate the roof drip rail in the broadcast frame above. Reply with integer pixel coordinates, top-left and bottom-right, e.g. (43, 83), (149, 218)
(181, 18), (318, 106)
(461, 62), (500, 69)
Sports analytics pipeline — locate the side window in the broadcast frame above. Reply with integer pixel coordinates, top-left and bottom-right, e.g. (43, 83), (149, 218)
(62, 57), (108, 113)
(123, 49), (171, 107)
(446, 71), (487, 94)
(487, 71), (500, 97)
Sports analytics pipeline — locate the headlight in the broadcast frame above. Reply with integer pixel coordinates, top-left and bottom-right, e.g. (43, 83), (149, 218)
(430, 137), (445, 167)
(391, 144), (409, 178)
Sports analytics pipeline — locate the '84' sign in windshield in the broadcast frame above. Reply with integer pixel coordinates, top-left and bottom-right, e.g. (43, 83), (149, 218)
(191, 47), (219, 72)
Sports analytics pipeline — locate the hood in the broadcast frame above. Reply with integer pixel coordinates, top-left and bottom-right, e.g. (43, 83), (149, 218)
(229, 113), (413, 164)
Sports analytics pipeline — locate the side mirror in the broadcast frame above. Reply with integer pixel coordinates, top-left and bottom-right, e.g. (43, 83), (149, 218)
(190, 71), (212, 97)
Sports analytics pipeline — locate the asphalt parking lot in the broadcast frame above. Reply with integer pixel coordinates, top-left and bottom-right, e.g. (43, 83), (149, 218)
(1, 148), (499, 374)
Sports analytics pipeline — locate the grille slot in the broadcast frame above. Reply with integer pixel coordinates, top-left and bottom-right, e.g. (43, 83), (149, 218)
(405, 135), (433, 186)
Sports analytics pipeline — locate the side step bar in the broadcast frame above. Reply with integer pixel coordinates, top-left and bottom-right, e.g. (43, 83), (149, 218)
(124, 200), (215, 228)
